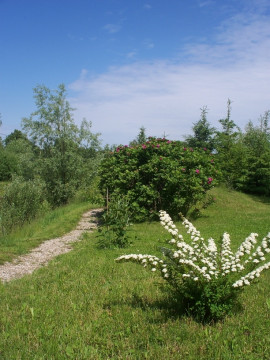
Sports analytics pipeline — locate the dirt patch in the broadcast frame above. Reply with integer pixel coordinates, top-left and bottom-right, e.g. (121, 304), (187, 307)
(0, 208), (103, 283)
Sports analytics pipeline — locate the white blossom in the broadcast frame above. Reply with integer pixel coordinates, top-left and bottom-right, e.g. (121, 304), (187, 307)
(116, 210), (270, 290)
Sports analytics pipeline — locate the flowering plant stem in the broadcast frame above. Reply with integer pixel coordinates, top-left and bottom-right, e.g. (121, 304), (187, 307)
(116, 210), (270, 322)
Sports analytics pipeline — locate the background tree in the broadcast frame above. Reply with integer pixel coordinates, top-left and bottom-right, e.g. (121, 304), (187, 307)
(129, 126), (147, 146)
(213, 99), (245, 187)
(4, 129), (28, 146)
(241, 118), (270, 195)
(0, 113), (3, 148)
(22, 84), (101, 206)
(185, 106), (216, 150)
(5, 138), (37, 180)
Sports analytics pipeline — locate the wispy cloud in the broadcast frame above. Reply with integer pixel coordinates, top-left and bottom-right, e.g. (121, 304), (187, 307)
(143, 39), (155, 49)
(126, 51), (137, 59)
(144, 4), (152, 10)
(103, 23), (121, 34)
(69, 8), (270, 145)
(198, 0), (215, 8)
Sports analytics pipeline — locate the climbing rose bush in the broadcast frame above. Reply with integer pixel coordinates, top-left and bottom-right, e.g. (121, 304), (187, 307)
(116, 210), (270, 322)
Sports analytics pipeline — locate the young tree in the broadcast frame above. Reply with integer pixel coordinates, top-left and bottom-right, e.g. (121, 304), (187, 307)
(22, 84), (101, 205)
(241, 119), (270, 195)
(259, 110), (270, 140)
(214, 99), (240, 151)
(213, 99), (244, 187)
(185, 106), (215, 150)
(129, 126), (147, 146)
(4, 129), (28, 146)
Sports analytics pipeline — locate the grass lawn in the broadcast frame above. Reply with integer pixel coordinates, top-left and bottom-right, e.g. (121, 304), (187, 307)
(0, 186), (270, 359)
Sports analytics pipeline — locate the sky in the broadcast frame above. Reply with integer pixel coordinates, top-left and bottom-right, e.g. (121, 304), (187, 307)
(0, 0), (270, 145)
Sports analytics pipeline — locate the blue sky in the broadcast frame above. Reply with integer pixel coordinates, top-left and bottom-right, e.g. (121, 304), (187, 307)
(0, 0), (270, 145)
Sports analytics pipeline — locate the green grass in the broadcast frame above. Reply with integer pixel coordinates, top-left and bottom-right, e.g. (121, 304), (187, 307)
(0, 202), (100, 264)
(0, 187), (270, 359)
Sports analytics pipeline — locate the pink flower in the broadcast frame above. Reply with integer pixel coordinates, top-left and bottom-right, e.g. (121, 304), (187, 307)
(142, 144), (147, 149)
(207, 177), (213, 184)
(195, 169), (200, 174)
(156, 144), (160, 148)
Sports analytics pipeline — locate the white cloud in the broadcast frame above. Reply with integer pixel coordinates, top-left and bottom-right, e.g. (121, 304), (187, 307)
(69, 10), (270, 145)
(103, 23), (121, 34)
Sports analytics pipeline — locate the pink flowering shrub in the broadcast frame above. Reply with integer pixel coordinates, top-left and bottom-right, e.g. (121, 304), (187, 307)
(99, 137), (217, 221)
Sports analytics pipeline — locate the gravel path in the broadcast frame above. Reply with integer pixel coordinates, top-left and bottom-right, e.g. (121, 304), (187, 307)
(0, 208), (103, 283)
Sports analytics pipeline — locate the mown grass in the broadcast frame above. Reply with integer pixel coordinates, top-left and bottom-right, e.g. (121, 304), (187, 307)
(0, 202), (100, 264)
(0, 187), (270, 359)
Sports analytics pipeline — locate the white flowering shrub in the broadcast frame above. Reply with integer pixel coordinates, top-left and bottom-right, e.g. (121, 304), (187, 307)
(116, 210), (270, 322)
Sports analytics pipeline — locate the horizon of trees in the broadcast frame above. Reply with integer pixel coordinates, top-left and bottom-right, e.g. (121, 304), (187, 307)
(1, 88), (270, 208)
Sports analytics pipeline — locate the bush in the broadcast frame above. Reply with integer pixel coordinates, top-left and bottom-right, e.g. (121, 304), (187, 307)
(97, 194), (132, 249)
(99, 137), (217, 221)
(116, 210), (270, 323)
(0, 150), (17, 181)
(0, 177), (50, 234)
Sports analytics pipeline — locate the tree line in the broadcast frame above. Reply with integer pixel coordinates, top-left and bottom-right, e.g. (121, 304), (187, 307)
(0, 85), (269, 232)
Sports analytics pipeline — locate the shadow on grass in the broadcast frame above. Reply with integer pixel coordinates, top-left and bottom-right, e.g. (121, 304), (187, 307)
(104, 291), (243, 326)
(248, 193), (270, 205)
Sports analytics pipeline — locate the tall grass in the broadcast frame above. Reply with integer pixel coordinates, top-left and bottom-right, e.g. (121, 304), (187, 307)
(0, 187), (269, 359)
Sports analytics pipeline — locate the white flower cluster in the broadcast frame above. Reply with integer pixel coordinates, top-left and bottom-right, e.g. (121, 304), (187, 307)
(116, 210), (270, 289)
(116, 253), (169, 278)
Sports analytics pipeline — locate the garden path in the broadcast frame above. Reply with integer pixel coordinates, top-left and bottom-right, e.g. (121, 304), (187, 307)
(0, 208), (103, 283)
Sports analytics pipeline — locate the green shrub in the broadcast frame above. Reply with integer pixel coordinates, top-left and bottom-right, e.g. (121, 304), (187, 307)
(97, 194), (132, 249)
(99, 137), (218, 221)
(0, 177), (50, 234)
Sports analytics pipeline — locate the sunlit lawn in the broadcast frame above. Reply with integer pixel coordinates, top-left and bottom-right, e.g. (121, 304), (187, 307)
(0, 186), (270, 359)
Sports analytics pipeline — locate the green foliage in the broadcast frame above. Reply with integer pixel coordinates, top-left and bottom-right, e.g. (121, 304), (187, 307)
(72, 177), (104, 205)
(185, 106), (216, 151)
(240, 120), (270, 196)
(213, 108), (270, 195)
(167, 272), (240, 323)
(214, 99), (242, 186)
(129, 126), (147, 146)
(0, 176), (49, 234)
(5, 138), (37, 180)
(97, 194), (132, 248)
(4, 129), (28, 146)
(0, 148), (17, 181)
(99, 137), (217, 221)
(22, 84), (101, 206)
